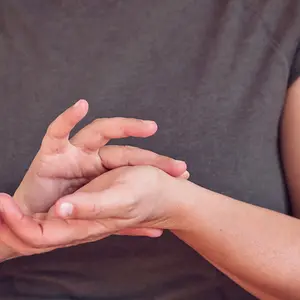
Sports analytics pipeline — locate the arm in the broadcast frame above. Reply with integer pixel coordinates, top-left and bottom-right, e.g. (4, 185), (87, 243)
(51, 106), (300, 300)
(171, 180), (299, 300)
(171, 80), (300, 300)
(54, 162), (300, 300)
(281, 78), (300, 217)
(18, 81), (299, 298)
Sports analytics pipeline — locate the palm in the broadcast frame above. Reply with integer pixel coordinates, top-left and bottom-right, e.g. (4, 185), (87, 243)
(27, 146), (103, 205)
(32, 144), (104, 202)
(37, 145), (103, 179)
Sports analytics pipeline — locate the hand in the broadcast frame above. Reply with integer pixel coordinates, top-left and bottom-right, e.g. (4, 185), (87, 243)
(54, 166), (186, 232)
(14, 99), (188, 215)
(0, 167), (185, 258)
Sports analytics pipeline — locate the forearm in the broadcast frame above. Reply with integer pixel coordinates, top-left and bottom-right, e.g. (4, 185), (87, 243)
(170, 180), (300, 300)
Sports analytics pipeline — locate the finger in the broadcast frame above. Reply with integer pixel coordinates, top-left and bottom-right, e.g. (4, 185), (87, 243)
(99, 145), (187, 177)
(55, 187), (132, 220)
(0, 194), (34, 257)
(56, 193), (165, 237)
(180, 171), (190, 180)
(0, 194), (90, 248)
(0, 217), (55, 257)
(0, 193), (45, 250)
(115, 228), (163, 238)
(0, 193), (49, 247)
(1, 194), (120, 250)
(41, 99), (89, 154)
(70, 117), (157, 153)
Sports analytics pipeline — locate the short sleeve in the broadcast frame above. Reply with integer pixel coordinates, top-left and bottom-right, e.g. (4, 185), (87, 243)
(288, 42), (300, 86)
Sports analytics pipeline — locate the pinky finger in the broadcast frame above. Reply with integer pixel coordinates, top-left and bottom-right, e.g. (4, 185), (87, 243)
(180, 171), (190, 180)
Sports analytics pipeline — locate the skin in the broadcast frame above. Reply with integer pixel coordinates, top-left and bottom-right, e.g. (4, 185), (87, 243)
(14, 99), (188, 215)
(1, 79), (300, 299)
(0, 99), (189, 259)
(281, 78), (300, 218)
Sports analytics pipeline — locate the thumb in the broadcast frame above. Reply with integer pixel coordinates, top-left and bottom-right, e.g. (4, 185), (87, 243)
(55, 186), (132, 220)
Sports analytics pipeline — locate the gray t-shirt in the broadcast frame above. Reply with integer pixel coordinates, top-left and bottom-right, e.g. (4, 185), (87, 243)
(0, 1), (300, 299)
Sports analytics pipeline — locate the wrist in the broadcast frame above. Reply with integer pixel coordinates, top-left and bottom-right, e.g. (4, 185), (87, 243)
(161, 176), (203, 231)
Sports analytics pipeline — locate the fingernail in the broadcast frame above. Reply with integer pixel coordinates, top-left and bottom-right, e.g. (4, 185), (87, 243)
(143, 120), (157, 129)
(73, 100), (81, 107)
(150, 230), (164, 238)
(182, 171), (190, 179)
(59, 203), (74, 218)
(175, 160), (186, 167)
(73, 99), (86, 108)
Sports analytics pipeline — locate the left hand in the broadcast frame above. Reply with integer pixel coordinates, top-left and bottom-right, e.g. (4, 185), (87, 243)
(53, 165), (186, 233)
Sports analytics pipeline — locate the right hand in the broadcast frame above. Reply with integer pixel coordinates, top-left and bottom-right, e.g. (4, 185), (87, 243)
(0, 192), (99, 259)
(0, 191), (168, 261)
(14, 99), (188, 215)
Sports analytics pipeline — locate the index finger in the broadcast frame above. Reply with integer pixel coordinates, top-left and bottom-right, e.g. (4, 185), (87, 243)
(41, 99), (89, 154)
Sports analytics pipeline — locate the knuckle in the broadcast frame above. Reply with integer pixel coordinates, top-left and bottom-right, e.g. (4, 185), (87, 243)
(91, 118), (111, 136)
(140, 150), (160, 163)
(90, 119), (107, 133)
(119, 145), (134, 164)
